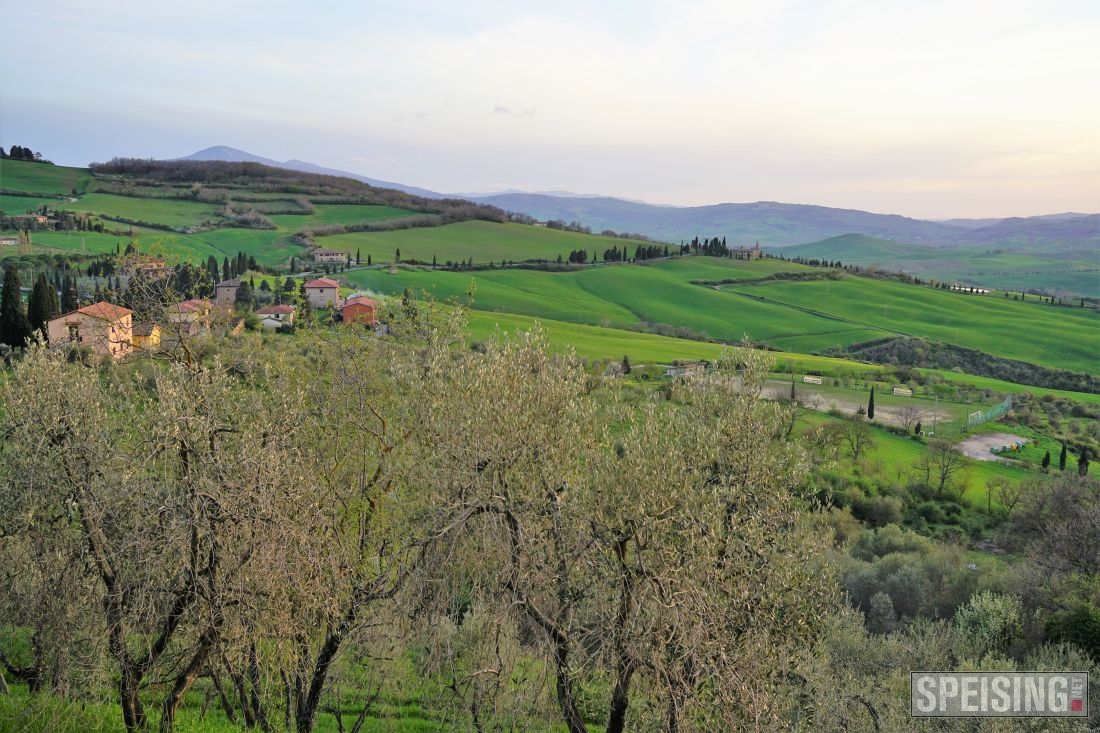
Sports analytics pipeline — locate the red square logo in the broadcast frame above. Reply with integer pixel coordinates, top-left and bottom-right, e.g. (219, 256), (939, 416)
(1072, 699), (1083, 712)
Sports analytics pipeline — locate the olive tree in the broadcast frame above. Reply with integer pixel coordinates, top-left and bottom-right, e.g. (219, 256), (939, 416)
(0, 346), (320, 732)
(416, 336), (837, 732)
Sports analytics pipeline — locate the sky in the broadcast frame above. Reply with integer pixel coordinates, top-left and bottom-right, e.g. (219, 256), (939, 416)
(2, 0), (1098, 219)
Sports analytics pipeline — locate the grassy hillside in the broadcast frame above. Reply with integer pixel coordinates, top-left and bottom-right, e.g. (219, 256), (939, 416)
(316, 220), (658, 265)
(719, 275), (1098, 374)
(0, 158), (93, 194)
(268, 203), (420, 229)
(59, 192), (222, 229)
(0, 193), (65, 214)
(344, 256), (1096, 375)
(782, 234), (1099, 297)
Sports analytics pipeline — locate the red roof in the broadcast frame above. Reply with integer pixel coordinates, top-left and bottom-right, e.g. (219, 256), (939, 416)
(172, 298), (211, 313)
(256, 304), (296, 315)
(304, 278), (339, 288)
(342, 295), (377, 308)
(75, 301), (133, 321)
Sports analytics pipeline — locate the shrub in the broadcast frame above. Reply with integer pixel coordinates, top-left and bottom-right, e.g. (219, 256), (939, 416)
(1045, 603), (1100, 660)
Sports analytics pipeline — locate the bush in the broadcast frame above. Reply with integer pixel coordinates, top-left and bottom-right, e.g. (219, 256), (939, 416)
(851, 495), (903, 527)
(1045, 603), (1100, 660)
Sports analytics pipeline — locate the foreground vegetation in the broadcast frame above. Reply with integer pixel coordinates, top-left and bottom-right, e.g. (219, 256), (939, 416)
(1, 308), (1098, 732)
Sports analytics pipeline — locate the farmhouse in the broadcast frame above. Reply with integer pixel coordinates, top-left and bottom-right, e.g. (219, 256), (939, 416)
(256, 304), (296, 329)
(730, 243), (762, 260)
(214, 278), (243, 307)
(46, 301), (133, 359)
(313, 248), (346, 264)
(340, 295), (378, 326)
(303, 278), (339, 308)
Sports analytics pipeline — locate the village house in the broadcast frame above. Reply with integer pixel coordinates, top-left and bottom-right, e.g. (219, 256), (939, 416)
(303, 277), (339, 308)
(313, 248), (347, 264)
(163, 298), (214, 339)
(340, 295), (378, 326)
(123, 254), (171, 280)
(132, 323), (162, 352)
(46, 301), (133, 359)
(255, 304), (296, 329)
(214, 278), (242, 307)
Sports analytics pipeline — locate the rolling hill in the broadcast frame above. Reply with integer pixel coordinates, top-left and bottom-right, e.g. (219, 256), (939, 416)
(177, 146), (444, 199)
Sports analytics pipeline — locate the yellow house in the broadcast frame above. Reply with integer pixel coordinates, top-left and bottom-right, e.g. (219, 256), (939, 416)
(132, 323), (162, 352)
(46, 302), (133, 359)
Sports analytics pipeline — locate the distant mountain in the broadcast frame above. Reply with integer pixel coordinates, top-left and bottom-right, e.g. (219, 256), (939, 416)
(470, 192), (1100, 247)
(177, 146), (445, 199)
(961, 214), (1100, 244)
(467, 194), (970, 245)
(175, 148), (1098, 248)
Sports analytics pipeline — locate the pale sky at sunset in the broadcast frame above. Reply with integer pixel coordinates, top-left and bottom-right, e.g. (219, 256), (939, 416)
(2, 0), (1098, 218)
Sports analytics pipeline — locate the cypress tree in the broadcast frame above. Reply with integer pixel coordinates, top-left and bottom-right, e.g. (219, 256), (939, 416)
(1059, 441), (1068, 471)
(1079, 448), (1090, 477)
(1042, 450), (1051, 472)
(27, 272), (60, 336)
(61, 275), (79, 313)
(914, 421), (922, 436)
(867, 385), (875, 420)
(0, 266), (32, 349)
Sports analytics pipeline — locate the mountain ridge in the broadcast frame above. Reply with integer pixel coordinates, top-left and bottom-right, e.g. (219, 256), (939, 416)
(177, 146), (1098, 247)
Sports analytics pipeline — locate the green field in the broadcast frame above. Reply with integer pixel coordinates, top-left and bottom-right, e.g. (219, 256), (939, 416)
(781, 234), (1100, 297)
(343, 256), (1096, 375)
(0, 158), (94, 194)
(719, 275), (1098, 374)
(317, 220), (660, 265)
(270, 203), (420, 229)
(58, 193), (222, 229)
(0, 193), (65, 215)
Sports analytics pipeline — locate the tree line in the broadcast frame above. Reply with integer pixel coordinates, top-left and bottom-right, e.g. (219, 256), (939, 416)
(0, 145), (51, 163)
